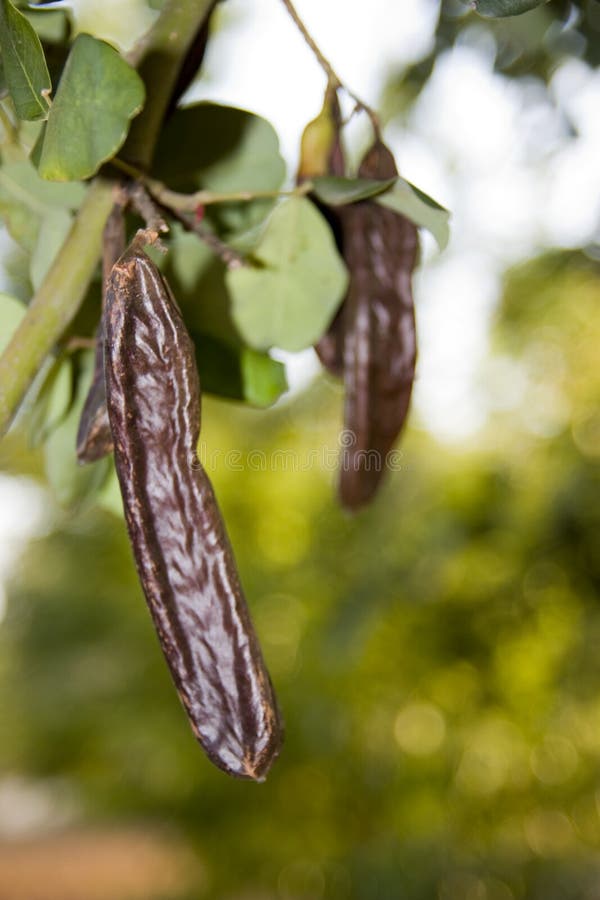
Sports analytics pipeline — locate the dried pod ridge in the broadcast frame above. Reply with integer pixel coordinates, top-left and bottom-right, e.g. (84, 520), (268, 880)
(104, 247), (282, 781)
(339, 140), (418, 509)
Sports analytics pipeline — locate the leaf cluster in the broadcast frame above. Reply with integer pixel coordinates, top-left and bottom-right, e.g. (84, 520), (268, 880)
(0, 0), (455, 511)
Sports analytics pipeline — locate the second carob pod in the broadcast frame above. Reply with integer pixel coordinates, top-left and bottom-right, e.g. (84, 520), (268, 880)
(299, 98), (419, 511)
(103, 239), (283, 781)
(337, 138), (418, 510)
(76, 204), (124, 463)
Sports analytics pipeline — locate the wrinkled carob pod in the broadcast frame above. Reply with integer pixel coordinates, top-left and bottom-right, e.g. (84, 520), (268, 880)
(104, 244), (282, 780)
(304, 123), (418, 510)
(76, 204), (125, 463)
(337, 140), (418, 510)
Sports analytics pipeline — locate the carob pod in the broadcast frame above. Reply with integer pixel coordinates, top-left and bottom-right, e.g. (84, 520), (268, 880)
(76, 204), (125, 463)
(337, 139), (418, 510)
(103, 242), (282, 781)
(301, 113), (419, 509)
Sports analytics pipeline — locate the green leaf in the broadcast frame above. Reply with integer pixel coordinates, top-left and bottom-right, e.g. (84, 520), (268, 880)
(241, 348), (287, 407)
(376, 178), (450, 250)
(0, 0), (51, 120)
(468, 0), (550, 16)
(226, 197), (349, 353)
(191, 333), (288, 407)
(153, 102), (286, 194)
(0, 158), (85, 250)
(192, 333), (244, 401)
(311, 175), (397, 206)
(30, 207), (73, 289)
(153, 103), (286, 238)
(0, 291), (25, 354)
(43, 352), (110, 507)
(38, 33), (145, 181)
(96, 463), (123, 518)
(27, 354), (73, 447)
(162, 226), (238, 345)
(157, 226), (288, 407)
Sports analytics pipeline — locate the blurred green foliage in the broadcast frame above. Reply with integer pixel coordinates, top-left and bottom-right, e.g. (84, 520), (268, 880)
(0, 251), (599, 898)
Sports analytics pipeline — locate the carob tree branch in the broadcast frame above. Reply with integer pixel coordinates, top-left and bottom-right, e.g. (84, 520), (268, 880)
(0, 0), (217, 436)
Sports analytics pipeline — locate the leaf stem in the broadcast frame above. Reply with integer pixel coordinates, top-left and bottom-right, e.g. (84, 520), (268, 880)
(111, 157), (313, 210)
(168, 207), (246, 270)
(279, 0), (380, 132)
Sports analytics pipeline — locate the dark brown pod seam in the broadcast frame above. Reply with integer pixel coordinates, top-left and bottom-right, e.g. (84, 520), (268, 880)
(104, 246), (282, 781)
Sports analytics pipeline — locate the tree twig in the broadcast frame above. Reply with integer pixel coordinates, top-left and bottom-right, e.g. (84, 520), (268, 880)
(279, 0), (380, 133)
(111, 158), (313, 211)
(128, 182), (169, 238)
(167, 207), (246, 270)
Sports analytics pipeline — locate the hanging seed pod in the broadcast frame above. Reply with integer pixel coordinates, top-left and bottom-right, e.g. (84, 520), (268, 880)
(103, 243), (282, 781)
(305, 128), (419, 510)
(76, 204), (125, 464)
(297, 81), (343, 184)
(338, 139), (418, 509)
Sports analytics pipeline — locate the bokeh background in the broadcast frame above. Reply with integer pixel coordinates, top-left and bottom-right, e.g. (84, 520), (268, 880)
(1, 1), (600, 898)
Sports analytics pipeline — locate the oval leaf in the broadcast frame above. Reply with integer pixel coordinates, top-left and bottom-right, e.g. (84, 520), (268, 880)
(189, 332), (286, 407)
(153, 102), (286, 239)
(312, 175), (396, 206)
(241, 348), (288, 407)
(470, 0), (550, 16)
(376, 178), (450, 250)
(153, 102), (286, 195)
(0, 0), (51, 120)
(226, 197), (349, 353)
(0, 158), (85, 249)
(27, 355), (73, 447)
(38, 33), (145, 181)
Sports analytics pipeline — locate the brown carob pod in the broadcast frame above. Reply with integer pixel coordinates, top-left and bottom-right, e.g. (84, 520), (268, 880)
(75, 322), (113, 463)
(305, 127), (419, 510)
(76, 204), (125, 464)
(337, 139), (418, 510)
(103, 243), (282, 780)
